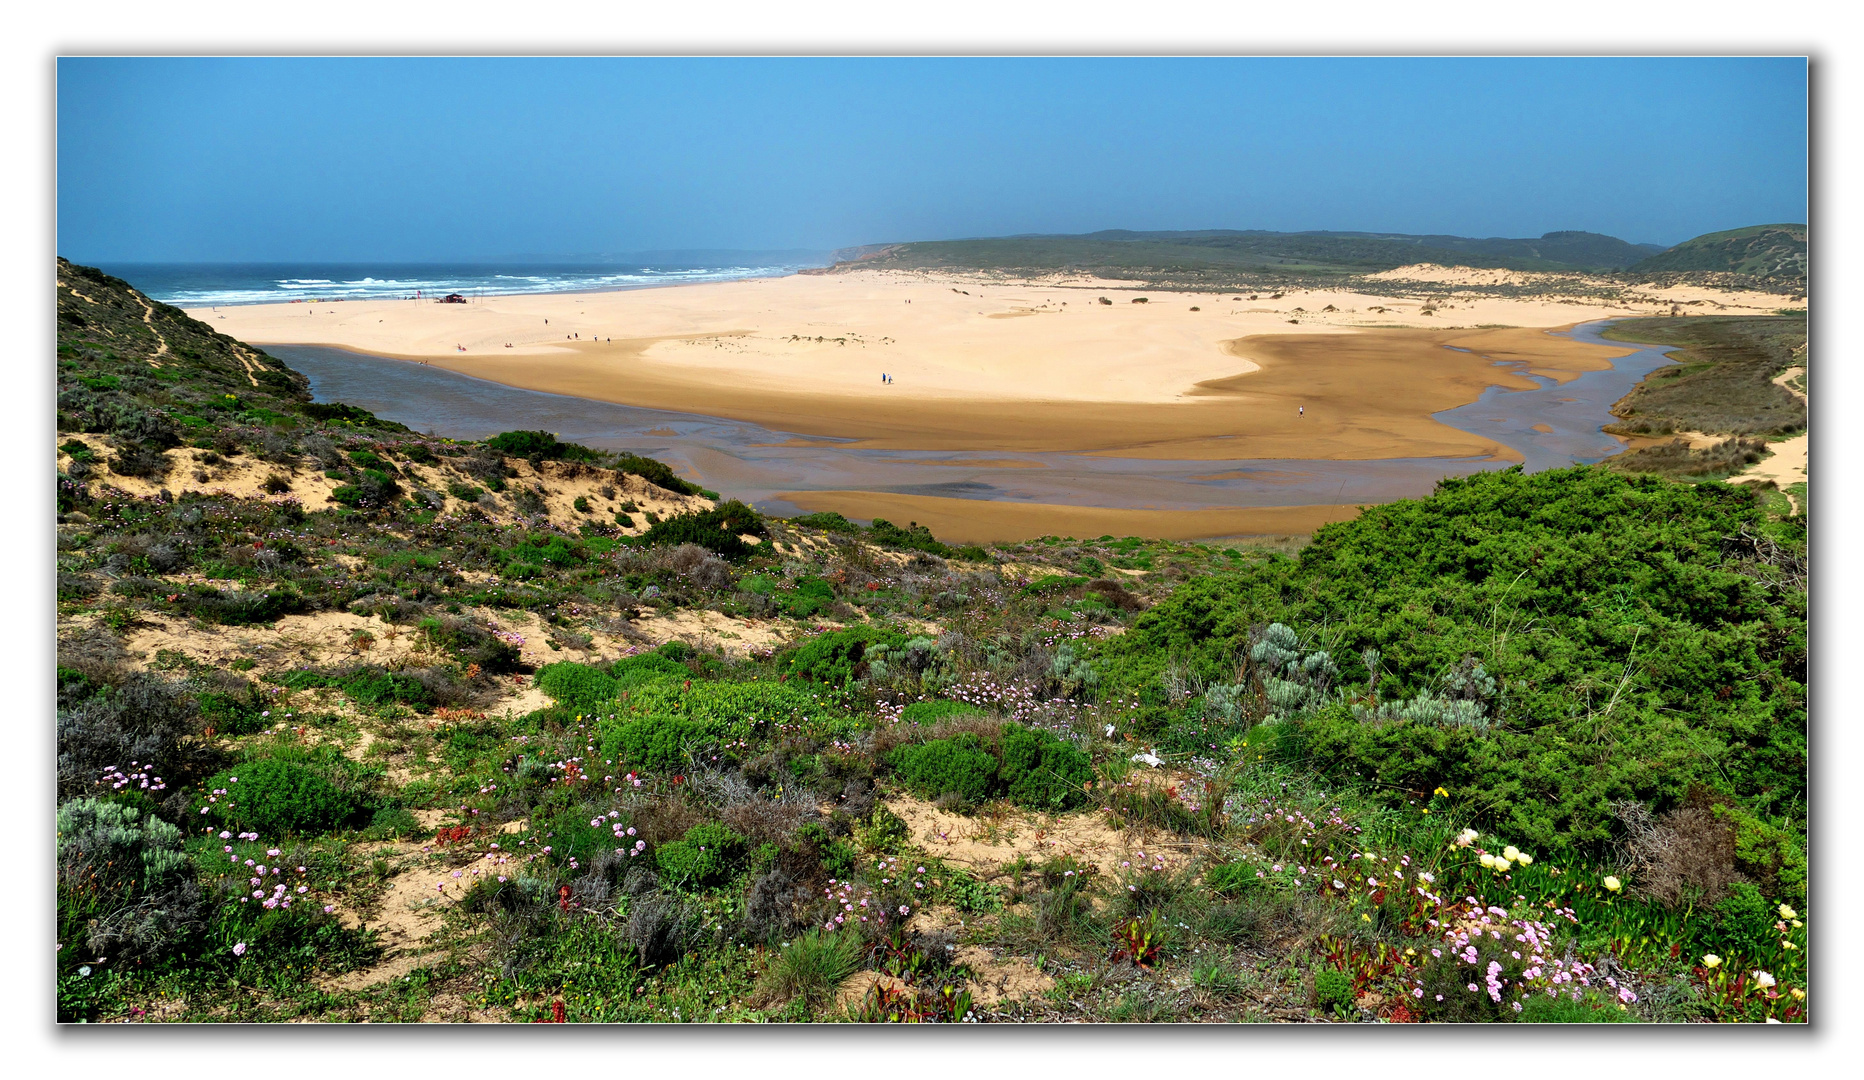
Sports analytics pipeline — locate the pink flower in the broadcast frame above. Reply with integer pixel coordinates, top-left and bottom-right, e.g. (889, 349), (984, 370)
(232, 942), (247, 956)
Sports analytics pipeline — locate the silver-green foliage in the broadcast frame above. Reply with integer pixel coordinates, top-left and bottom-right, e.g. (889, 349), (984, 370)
(1248, 623), (1339, 721)
(57, 797), (190, 895)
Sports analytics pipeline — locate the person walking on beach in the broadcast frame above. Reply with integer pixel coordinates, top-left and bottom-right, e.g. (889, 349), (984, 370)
(1299, 406), (1304, 416)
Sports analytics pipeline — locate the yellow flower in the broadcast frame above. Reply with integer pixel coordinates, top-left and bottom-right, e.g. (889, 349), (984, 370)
(1516, 853), (1533, 866)
(1360, 913), (1371, 922)
(1603, 876), (1622, 892)
(1404, 948), (1416, 957)
(1701, 954), (1722, 969)
(1791, 989), (1805, 1001)
(1778, 904), (1797, 920)
(1503, 846), (1521, 862)
(1433, 787), (1449, 797)
(1792, 919), (1803, 928)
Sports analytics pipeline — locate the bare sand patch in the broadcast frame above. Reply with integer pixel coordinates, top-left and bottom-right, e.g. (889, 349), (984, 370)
(780, 491), (1362, 545)
(1732, 433), (1808, 492)
(884, 793), (1204, 877)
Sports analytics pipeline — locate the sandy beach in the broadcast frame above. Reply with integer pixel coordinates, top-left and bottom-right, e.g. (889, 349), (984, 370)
(197, 267), (1793, 462)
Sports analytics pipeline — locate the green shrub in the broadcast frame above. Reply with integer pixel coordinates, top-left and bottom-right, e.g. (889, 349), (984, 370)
(330, 468), (401, 508)
(1097, 466), (1805, 858)
(998, 724), (1093, 810)
(867, 518), (955, 558)
(656, 823), (747, 889)
(602, 714), (714, 772)
(572, 495), (591, 514)
(1700, 882), (1777, 959)
(788, 511), (860, 534)
(1314, 969), (1355, 1015)
(178, 585), (308, 626)
(890, 733), (998, 805)
(484, 429), (601, 463)
(780, 576), (836, 617)
(613, 452), (698, 495)
(199, 758), (360, 837)
(339, 668), (434, 709)
(536, 662), (619, 710)
(1717, 804), (1807, 903)
(610, 651), (692, 688)
(785, 625), (907, 685)
(197, 684), (275, 735)
(639, 500), (767, 558)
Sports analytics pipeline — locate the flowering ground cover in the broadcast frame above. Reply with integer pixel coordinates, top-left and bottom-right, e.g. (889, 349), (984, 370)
(54, 260), (1807, 1024)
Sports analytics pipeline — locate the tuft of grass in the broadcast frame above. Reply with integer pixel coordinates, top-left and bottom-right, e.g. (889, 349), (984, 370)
(755, 930), (865, 1012)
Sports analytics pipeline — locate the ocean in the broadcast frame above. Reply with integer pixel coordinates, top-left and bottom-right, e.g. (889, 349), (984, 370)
(94, 258), (828, 308)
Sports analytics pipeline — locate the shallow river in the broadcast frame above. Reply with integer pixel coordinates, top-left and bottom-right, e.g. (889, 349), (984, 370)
(264, 319), (1672, 519)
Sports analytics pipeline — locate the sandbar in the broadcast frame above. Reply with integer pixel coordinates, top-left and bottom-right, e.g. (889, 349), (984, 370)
(198, 269), (1686, 462)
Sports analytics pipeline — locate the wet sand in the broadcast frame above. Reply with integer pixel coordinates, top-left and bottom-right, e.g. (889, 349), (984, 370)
(776, 490), (1365, 544)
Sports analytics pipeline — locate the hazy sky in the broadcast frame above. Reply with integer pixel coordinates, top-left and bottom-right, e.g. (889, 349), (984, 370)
(57, 56), (1807, 262)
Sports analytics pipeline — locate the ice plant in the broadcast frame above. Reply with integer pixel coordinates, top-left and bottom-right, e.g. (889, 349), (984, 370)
(1602, 876), (1622, 892)
(1702, 954), (1722, 969)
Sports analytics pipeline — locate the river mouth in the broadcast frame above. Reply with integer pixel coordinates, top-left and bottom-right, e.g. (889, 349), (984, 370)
(1432, 319), (1676, 472)
(265, 321), (1659, 521)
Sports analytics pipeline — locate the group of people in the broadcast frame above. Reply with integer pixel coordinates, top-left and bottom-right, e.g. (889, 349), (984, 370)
(881, 372), (893, 384)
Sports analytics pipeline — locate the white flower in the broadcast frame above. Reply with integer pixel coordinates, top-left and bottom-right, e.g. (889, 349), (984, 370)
(1701, 954), (1722, 969)
(1515, 853), (1532, 867)
(1602, 876), (1622, 892)
(1455, 828), (1479, 847)
(1778, 904), (1797, 920)
(1754, 970), (1776, 989)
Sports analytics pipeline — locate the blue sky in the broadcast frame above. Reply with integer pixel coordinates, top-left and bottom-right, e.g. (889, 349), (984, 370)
(56, 57), (1807, 262)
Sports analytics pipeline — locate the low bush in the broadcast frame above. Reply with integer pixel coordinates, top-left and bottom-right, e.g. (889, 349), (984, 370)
(890, 733), (998, 806)
(655, 822), (747, 889)
(1314, 969), (1355, 1016)
(784, 625), (907, 685)
(484, 429), (602, 463)
(612, 452), (697, 495)
(198, 758), (362, 837)
(639, 500), (767, 558)
(603, 714), (716, 773)
(536, 662), (618, 710)
(999, 724), (1093, 811)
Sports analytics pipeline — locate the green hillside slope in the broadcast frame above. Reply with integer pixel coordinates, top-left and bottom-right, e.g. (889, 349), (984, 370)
(847, 228), (1662, 278)
(1630, 224), (1807, 280)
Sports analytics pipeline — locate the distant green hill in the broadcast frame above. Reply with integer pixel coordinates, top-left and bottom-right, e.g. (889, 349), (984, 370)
(844, 228), (1664, 277)
(1629, 224), (1807, 280)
